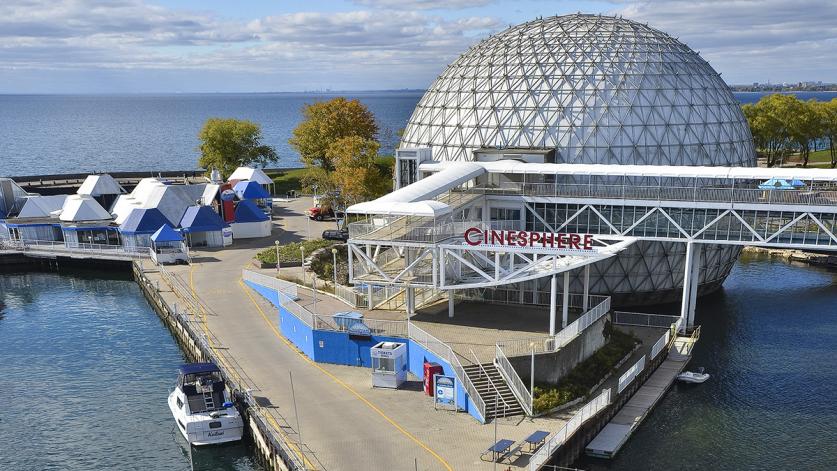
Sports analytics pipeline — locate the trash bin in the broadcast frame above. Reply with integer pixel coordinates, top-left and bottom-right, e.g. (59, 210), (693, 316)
(423, 362), (443, 396)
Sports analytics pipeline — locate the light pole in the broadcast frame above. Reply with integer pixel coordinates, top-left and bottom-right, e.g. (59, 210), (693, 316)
(311, 273), (317, 315)
(300, 246), (306, 285)
(331, 248), (338, 286)
(274, 241), (281, 275)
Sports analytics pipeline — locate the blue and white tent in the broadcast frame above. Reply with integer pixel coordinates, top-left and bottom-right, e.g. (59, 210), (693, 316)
(759, 178), (806, 190)
(233, 180), (270, 200)
(179, 206), (226, 247)
(231, 199), (271, 239)
(119, 208), (172, 249)
(150, 223), (188, 265)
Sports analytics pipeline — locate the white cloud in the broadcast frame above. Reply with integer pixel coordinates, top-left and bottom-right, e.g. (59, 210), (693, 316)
(352, 0), (495, 10)
(611, 0), (837, 83)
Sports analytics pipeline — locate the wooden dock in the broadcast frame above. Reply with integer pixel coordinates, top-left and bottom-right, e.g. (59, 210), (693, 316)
(585, 334), (697, 459)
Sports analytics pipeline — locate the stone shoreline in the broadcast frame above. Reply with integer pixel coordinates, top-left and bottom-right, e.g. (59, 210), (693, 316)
(742, 246), (837, 267)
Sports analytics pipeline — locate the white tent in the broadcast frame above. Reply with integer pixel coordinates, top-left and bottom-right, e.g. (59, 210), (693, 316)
(112, 178), (207, 226)
(228, 167), (273, 185)
(17, 195), (67, 218)
(77, 174), (126, 196)
(59, 194), (112, 222)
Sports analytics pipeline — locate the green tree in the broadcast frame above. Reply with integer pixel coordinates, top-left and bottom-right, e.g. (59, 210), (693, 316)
(788, 98), (825, 167)
(198, 118), (277, 178)
(327, 136), (391, 205)
(288, 97), (378, 172)
(742, 94), (797, 167)
(818, 99), (837, 168)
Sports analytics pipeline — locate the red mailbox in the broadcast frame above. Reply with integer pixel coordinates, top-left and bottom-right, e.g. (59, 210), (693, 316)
(423, 362), (443, 396)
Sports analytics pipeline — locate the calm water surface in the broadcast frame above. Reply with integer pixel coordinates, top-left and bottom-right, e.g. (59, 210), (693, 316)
(0, 269), (262, 471)
(579, 256), (837, 470)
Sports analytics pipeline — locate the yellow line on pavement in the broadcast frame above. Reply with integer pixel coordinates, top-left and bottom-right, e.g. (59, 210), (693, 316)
(238, 279), (453, 471)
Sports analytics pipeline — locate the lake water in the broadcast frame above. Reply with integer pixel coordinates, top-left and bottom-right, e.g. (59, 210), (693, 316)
(578, 255), (837, 470)
(3, 91), (837, 177)
(0, 268), (262, 471)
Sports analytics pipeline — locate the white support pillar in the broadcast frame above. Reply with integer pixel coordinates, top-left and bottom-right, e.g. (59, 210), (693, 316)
(494, 251), (501, 280)
(347, 244), (354, 283)
(582, 264), (590, 312)
(549, 274), (558, 336)
(680, 241), (696, 333)
(687, 244), (701, 328)
(562, 271), (570, 328)
(406, 286), (415, 315)
(448, 291), (455, 318)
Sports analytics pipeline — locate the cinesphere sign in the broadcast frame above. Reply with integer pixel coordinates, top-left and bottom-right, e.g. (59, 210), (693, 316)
(463, 227), (594, 251)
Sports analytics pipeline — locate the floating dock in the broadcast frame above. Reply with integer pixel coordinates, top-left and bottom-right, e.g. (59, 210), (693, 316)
(585, 335), (698, 459)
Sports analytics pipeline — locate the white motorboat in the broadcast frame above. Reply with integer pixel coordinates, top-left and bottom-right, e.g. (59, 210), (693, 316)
(168, 363), (244, 446)
(677, 367), (710, 384)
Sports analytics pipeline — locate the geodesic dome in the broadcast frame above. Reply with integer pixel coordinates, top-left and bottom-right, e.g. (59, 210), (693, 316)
(401, 14), (757, 305)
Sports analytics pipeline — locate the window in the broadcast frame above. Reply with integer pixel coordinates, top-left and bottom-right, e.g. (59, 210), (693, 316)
(176, 397), (183, 409)
(490, 207), (521, 222)
(209, 422), (222, 429)
(399, 159), (418, 188)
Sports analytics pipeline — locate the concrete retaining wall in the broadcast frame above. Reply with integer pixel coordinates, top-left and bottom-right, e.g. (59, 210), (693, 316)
(510, 314), (609, 386)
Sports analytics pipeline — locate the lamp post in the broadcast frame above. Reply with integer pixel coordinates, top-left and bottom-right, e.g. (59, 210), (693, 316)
(300, 246), (306, 285)
(275, 241), (281, 275)
(331, 248), (338, 286)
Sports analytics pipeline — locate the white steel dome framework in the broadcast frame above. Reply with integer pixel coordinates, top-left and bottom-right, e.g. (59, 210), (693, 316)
(400, 14), (757, 305)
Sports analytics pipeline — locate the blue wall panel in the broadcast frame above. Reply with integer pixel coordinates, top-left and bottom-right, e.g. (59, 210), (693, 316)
(312, 331), (405, 367)
(408, 340), (485, 423)
(277, 304), (315, 359)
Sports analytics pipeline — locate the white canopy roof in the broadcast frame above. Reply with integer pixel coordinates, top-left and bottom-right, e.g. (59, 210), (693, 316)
(347, 162), (484, 216)
(112, 178), (206, 225)
(419, 161), (837, 182)
(59, 194), (112, 222)
(77, 174), (126, 196)
(18, 195), (67, 218)
(228, 167), (273, 185)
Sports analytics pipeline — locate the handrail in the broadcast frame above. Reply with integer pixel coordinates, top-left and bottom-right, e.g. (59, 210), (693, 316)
(494, 344), (533, 416)
(407, 321), (487, 422)
(7, 238), (150, 258)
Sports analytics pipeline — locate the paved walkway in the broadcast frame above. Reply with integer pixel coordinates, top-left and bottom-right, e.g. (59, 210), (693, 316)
(145, 198), (571, 470)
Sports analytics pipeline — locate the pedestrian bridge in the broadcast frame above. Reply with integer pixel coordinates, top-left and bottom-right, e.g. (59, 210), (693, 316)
(346, 162), (837, 331)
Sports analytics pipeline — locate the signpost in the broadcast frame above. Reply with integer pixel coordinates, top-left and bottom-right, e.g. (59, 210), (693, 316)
(433, 374), (456, 411)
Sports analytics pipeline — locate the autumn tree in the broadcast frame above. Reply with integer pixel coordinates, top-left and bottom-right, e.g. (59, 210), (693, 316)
(289, 97), (378, 172)
(198, 118), (277, 178)
(327, 136), (390, 206)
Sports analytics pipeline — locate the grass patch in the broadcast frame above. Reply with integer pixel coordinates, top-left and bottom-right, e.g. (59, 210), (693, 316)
(266, 167), (308, 196)
(255, 239), (335, 264)
(532, 326), (639, 414)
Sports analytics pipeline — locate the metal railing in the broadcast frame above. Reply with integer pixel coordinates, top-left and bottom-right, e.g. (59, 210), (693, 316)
(613, 311), (681, 328)
(650, 328), (671, 360)
(312, 315), (408, 338)
(407, 321), (487, 422)
(469, 182), (837, 208)
(242, 269), (299, 300)
(617, 355), (646, 394)
(469, 349), (516, 419)
(494, 344), (533, 416)
(7, 238), (150, 259)
(332, 283), (367, 308)
(528, 388), (612, 471)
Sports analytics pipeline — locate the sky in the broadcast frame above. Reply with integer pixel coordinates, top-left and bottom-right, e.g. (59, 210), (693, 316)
(1, 0), (835, 93)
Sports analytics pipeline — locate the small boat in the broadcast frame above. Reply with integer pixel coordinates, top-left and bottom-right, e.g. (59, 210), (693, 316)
(677, 366), (710, 384)
(169, 363), (244, 446)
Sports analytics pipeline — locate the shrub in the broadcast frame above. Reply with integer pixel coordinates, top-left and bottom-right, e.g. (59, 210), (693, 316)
(309, 244), (349, 285)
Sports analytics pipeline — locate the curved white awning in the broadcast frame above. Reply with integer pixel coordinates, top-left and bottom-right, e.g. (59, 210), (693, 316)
(347, 200), (451, 217)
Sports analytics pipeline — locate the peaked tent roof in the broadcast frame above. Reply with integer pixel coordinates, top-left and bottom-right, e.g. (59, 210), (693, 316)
(179, 205), (225, 233)
(234, 199), (269, 223)
(111, 178), (205, 226)
(59, 194), (113, 222)
(78, 174), (126, 196)
(201, 184), (220, 206)
(233, 180), (270, 200)
(759, 178), (806, 190)
(17, 195), (67, 218)
(228, 167), (273, 185)
(151, 223), (183, 242)
(120, 208), (172, 234)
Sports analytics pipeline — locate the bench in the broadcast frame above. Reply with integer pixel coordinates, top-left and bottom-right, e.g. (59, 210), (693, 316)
(481, 439), (515, 462)
(523, 430), (550, 452)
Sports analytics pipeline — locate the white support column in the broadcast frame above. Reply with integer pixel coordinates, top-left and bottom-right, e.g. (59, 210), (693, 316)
(347, 244), (354, 283)
(687, 243), (701, 328)
(448, 291), (455, 318)
(582, 264), (590, 312)
(562, 271), (570, 328)
(494, 251), (501, 280)
(406, 286), (415, 315)
(549, 274), (558, 336)
(680, 241), (695, 333)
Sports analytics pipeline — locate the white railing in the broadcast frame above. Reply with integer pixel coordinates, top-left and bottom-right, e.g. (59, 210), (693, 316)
(242, 269), (299, 300)
(313, 314), (408, 338)
(497, 295), (611, 358)
(495, 344), (533, 416)
(407, 321), (487, 422)
(617, 355), (646, 394)
(612, 311), (681, 328)
(8, 238), (150, 258)
(332, 283), (367, 308)
(650, 329), (671, 360)
(529, 388), (612, 471)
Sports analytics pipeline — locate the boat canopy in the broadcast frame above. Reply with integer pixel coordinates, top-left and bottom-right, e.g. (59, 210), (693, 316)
(178, 363), (220, 375)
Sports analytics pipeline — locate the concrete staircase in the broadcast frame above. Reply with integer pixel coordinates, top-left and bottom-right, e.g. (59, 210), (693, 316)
(463, 363), (525, 420)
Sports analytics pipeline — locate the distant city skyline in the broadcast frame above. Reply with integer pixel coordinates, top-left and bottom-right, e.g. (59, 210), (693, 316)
(1, 0), (836, 93)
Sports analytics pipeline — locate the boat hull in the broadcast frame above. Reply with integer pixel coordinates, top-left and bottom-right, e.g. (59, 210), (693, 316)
(169, 390), (244, 446)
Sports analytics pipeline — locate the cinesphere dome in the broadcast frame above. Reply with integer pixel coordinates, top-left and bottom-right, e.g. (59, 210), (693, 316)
(400, 14), (757, 305)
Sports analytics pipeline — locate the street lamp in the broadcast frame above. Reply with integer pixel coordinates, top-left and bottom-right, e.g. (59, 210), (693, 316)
(300, 246), (306, 285)
(274, 241), (281, 275)
(331, 248), (338, 286)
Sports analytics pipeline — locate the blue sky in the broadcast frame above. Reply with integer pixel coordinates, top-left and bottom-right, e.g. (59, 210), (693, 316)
(1, 0), (835, 93)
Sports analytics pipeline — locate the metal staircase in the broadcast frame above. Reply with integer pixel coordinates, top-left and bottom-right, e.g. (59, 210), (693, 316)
(462, 363), (525, 420)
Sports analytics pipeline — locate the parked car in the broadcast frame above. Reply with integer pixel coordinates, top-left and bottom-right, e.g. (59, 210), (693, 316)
(322, 228), (349, 241)
(306, 205), (344, 221)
